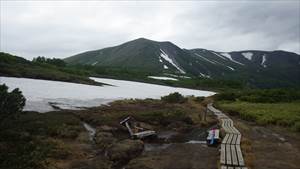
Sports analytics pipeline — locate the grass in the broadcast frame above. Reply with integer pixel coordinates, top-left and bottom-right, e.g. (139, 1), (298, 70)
(217, 101), (300, 131)
(0, 111), (84, 169)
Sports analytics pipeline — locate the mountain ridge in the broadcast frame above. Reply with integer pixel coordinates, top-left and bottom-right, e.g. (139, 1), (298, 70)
(64, 38), (300, 88)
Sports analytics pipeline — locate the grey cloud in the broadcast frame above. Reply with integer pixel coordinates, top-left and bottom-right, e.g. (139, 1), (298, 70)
(0, 1), (299, 60)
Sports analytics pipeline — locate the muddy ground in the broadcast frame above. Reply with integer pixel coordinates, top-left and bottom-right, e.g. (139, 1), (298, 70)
(48, 98), (219, 169)
(37, 98), (300, 169)
(232, 116), (300, 169)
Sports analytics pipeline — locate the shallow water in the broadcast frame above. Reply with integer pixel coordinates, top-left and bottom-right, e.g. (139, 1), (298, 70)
(0, 76), (215, 112)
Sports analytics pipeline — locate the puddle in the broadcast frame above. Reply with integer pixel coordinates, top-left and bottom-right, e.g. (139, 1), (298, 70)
(143, 128), (208, 152)
(186, 140), (207, 144)
(144, 143), (172, 152)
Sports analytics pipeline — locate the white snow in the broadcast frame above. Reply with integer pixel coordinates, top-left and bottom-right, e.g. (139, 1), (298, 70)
(227, 66), (235, 71)
(92, 61), (98, 66)
(148, 76), (178, 81)
(210, 51), (227, 60)
(163, 65), (168, 69)
(160, 49), (186, 74)
(220, 53), (245, 66)
(242, 52), (253, 61)
(163, 73), (191, 79)
(0, 77), (215, 112)
(194, 53), (216, 65)
(261, 54), (267, 67)
(159, 58), (163, 63)
(199, 73), (211, 78)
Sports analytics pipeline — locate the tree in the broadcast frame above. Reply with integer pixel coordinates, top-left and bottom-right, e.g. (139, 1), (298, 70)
(32, 56), (66, 67)
(0, 84), (26, 122)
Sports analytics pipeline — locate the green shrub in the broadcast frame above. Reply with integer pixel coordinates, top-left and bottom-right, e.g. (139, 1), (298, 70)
(215, 92), (239, 101)
(161, 92), (187, 103)
(0, 84), (26, 122)
(194, 96), (205, 103)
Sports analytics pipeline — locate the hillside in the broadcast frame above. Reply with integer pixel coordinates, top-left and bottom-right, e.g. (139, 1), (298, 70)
(65, 38), (300, 88)
(0, 52), (103, 86)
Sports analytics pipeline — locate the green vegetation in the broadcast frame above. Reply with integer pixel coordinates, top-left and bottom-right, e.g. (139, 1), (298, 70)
(32, 56), (66, 67)
(216, 88), (300, 132)
(0, 52), (103, 86)
(217, 101), (300, 132)
(0, 86), (84, 169)
(215, 88), (300, 103)
(161, 92), (187, 103)
(0, 111), (83, 169)
(0, 84), (26, 122)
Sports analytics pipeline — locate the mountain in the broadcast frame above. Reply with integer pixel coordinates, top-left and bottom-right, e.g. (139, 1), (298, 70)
(65, 38), (300, 88)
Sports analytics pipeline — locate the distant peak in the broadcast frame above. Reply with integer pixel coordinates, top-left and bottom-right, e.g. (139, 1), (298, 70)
(133, 37), (152, 42)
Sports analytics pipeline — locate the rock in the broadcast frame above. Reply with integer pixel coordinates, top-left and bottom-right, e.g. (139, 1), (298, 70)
(94, 131), (117, 150)
(107, 139), (144, 165)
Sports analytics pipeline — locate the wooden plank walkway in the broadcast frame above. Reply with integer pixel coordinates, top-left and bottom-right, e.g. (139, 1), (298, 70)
(207, 103), (247, 169)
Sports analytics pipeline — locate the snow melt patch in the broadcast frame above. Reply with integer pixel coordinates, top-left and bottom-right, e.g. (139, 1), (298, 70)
(261, 54), (267, 68)
(148, 76), (178, 81)
(220, 53), (245, 66)
(199, 73), (211, 78)
(242, 52), (253, 61)
(92, 61), (98, 66)
(159, 58), (163, 63)
(160, 49), (186, 74)
(0, 77), (215, 112)
(194, 53), (216, 65)
(210, 51), (227, 60)
(163, 65), (168, 69)
(163, 73), (191, 79)
(227, 66), (235, 71)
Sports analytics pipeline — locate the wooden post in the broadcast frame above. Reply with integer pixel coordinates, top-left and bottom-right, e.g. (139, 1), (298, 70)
(201, 108), (207, 122)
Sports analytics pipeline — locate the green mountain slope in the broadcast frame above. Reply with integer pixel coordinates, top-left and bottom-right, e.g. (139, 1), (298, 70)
(65, 38), (300, 88)
(0, 52), (103, 86)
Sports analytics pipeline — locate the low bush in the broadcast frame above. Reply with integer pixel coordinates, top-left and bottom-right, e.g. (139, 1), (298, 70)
(215, 89), (300, 103)
(161, 92), (187, 103)
(0, 84), (26, 122)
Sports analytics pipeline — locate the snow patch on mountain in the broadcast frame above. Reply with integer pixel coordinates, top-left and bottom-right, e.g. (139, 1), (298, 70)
(160, 49), (186, 74)
(227, 66), (235, 71)
(163, 73), (191, 79)
(194, 53), (216, 65)
(92, 61), (98, 66)
(220, 53), (245, 66)
(242, 52), (253, 61)
(148, 76), (178, 81)
(261, 54), (267, 67)
(164, 65), (168, 69)
(159, 58), (163, 63)
(210, 51), (227, 60)
(199, 73), (211, 78)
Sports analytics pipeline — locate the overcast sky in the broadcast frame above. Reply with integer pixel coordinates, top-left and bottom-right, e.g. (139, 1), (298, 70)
(0, 1), (299, 60)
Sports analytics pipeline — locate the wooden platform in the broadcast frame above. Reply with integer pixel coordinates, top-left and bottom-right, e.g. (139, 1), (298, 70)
(207, 103), (247, 169)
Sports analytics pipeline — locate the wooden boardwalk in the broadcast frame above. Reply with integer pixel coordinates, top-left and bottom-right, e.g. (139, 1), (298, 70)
(207, 103), (247, 169)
